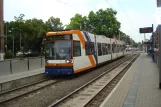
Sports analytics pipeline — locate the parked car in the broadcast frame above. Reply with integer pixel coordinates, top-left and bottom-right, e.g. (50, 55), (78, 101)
(16, 51), (23, 56)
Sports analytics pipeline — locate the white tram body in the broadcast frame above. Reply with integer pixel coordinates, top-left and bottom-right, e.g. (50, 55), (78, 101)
(45, 30), (126, 75)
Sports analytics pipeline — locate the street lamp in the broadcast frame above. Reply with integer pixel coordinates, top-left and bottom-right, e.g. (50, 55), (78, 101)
(20, 29), (21, 51)
(9, 28), (14, 57)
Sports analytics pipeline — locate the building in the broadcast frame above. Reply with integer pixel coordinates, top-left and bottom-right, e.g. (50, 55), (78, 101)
(154, 25), (159, 49)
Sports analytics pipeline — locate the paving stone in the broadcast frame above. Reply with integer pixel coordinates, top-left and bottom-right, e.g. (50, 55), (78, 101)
(100, 53), (161, 107)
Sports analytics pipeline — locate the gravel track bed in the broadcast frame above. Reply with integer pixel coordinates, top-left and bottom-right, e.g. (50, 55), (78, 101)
(1, 55), (131, 107)
(0, 79), (57, 104)
(86, 54), (139, 107)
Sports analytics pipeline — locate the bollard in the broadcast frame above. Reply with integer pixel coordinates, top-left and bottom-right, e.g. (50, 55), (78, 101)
(28, 58), (29, 71)
(10, 60), (12, 74)
(41, 56), (43, 68)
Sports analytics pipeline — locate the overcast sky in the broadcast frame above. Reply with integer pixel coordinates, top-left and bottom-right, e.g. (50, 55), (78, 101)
(4, 0), (158, 42)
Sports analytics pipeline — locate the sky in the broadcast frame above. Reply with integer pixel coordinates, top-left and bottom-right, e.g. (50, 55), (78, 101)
(3, 0), (159, 43)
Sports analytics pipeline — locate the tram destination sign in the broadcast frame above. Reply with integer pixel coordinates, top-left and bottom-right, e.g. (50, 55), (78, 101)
(139, 27), (153, 33)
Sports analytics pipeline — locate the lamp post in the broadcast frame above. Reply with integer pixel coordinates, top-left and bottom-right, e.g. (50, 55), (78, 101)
(5, 22), (7, 52)
(20, 29), (21, 51)
(13, 31), (14, 57)
(9, 28), (14, 57)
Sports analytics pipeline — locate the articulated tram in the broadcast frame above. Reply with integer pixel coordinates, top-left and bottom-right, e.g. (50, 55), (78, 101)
(45, 30), (126, 75)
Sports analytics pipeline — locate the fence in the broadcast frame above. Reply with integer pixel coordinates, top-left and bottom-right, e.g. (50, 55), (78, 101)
(0, 57), (45, 76)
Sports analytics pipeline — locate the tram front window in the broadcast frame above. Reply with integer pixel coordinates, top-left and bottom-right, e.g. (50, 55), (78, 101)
(45, 41), (72, 60)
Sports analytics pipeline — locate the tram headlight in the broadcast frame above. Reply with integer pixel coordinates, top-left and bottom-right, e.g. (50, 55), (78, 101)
(65, 59), (72, 63)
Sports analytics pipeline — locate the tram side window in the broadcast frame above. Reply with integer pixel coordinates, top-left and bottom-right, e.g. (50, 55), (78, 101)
(74, 41), (81, 57)
(124, 45), (126, 51)
(112, 44), (113, 53)
(85, 42), (95, 55)
(120, 45), (122, 51)
(115, 44), (117, 53)
(121, 45), (123, 51)
(85, 42), (90, 55)
(112, 44), (115, 53)
(90, 42), (95, 55)
(105, 44), (108, 54)
(108, 44), (111, 54)
(102, 43), (106, 55)
(118, 45), (120, 52)
(98, 43), (102, 56)
(120, 45), (122, 52)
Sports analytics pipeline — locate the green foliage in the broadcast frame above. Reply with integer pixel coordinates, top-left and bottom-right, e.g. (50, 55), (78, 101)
(46, 16), (64, 31)
(4, 12), (137, 57)
(66, 8), (120, 38)
(66, 14), (87, 30)
(133, 40), (138, 47)
(4, 14), (64, 57)
(66, 8), (135, 45)
(5, 50), (13, 59)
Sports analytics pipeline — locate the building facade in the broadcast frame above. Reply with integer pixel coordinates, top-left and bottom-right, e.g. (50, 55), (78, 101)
(154, 25), (159, 49)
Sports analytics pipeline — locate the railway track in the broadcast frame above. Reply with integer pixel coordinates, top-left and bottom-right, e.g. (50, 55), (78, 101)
(48, 54), (139, 107)
(0, 54), (133, 106)
(0, 78), (60, 105)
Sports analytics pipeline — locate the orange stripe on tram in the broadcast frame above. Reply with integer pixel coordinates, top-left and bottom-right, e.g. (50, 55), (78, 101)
(74, 66), (94, 74)
(73, 30), (86, 49)
(88, 55), (96, 67)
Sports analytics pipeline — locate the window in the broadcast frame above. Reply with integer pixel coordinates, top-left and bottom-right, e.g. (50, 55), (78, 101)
(74, 41), (81, 57)
(105, 44), (108, 55)
(85, 42), (90, 55)
(123, 45), (126, 51)
(85, 42), (95, 55)
(117, 45), (120, 52)
(108, 44), (111, 54)
(46, 35), (72, 41)
(45, 41), (72, 60)
(120, 45), (122, 51)
(102, 43), (107, 55)
(98, 43), (102, 56)
(90, 42), (95, 55)
(115, 44), (117, 53)
(121, 45), (123, 51)
(112, 43), (116, 53)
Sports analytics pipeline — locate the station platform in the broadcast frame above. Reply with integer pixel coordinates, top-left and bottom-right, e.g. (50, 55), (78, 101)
(0, 68), (45, 93)
(100, 53), (161, 107)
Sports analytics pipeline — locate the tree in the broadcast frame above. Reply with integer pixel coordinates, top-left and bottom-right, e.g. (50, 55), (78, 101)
(66, 14), (88, 30)
(22, 18), (46, 53)
(46, 16), (64, 31)
(88, 8), (120, 37)
(66, 8), (121, 38)
(133, 40), (138, 47)
(4, 14), (64, 57)
(4, 13), (138, 58)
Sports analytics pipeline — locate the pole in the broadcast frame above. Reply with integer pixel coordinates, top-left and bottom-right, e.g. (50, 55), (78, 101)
(144, 33), (146, 52)
(119, 31), (120, 40)
(20, 30), (21, 51)
(152, 24), (154, 62)
(159, 25), (161, 89)
(12, 32), (14, 57)
(0, 0), (4, 54)
(6, 22), (7, 52)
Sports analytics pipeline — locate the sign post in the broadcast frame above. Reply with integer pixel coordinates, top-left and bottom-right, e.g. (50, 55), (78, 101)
(139, 27), (153, 53)
(152, 24), (154, 62)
